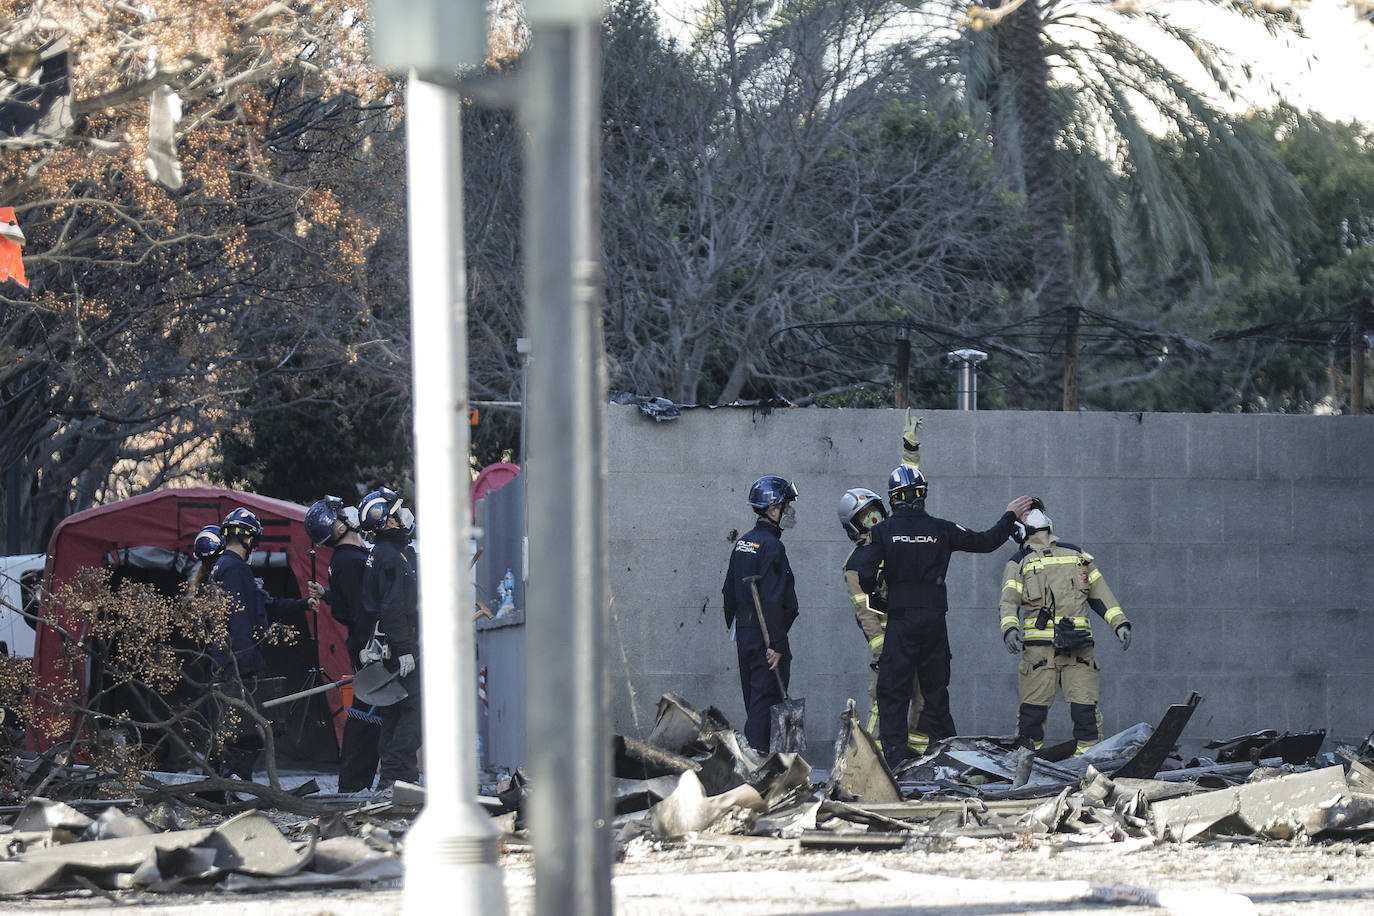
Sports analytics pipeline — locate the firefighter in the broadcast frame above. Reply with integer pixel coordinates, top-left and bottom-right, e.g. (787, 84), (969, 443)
(999, 506), (1131, 754)
(854, 469), (1029, 769)
(305, 495), (380, 794)
(722, 475), (799, 754)
(209, 507), (311, 779)
(837, 413), (928, 754)
(358, 487), (421, 793)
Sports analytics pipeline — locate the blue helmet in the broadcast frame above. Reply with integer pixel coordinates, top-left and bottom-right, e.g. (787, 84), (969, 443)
(888, 466), (927, 507)
(747, 475), (799, 512)
(358, 487), (404, 532)
(221, 507), (263, 542)
(193, 525), (226, 562)
(305, 495), (355, 546)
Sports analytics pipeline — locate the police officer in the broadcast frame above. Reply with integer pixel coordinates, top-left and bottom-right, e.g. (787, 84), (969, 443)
(722, 475), (799, 754)
(839, 487), (927, 753)
(837, 413), (928, 753)
(305, 496), (380, 793)
(358, 487), (420, 792)
(855, 470), (1030, 768)
(998, 506), (1130, 754)
(210, 507), (312, 779)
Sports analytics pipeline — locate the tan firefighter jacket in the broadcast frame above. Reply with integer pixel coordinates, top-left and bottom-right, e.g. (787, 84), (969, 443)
(998, 535), (1126, 648)
(844, 532), (887, 656)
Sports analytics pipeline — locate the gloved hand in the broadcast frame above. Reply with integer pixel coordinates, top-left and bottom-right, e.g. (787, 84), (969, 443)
(903, 413), (922, 450)
(1003, 628), (1023, 654)
(397, 654), (416, 677)
(359, 638), (383, 666)
(1115, 623), (1132, 651)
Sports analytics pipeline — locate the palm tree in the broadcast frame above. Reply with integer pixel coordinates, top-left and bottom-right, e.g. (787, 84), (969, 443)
(954, 0), (1307, 407)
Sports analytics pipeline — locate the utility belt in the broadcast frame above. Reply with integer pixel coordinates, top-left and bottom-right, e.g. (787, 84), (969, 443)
(1030, 607), (1094, 650)
(886, 580), (947, 610)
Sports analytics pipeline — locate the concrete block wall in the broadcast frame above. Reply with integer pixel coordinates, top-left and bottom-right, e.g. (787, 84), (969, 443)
(606, 405), (1374, 764)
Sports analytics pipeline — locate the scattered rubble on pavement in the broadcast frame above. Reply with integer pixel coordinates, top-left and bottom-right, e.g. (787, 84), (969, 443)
(5, 687), (1374, 908)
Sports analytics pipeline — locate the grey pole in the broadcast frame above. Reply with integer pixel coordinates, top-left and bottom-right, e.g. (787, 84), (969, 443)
(522, 17), (613, 916)
(948, 348), (988, 411)
(399, 73), (507, 913)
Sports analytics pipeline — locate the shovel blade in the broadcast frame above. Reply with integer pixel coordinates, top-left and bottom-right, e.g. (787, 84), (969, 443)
(768, 698), (805, 755)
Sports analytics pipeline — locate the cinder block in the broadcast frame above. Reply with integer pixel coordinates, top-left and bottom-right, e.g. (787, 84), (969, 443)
(1292, 481), (1367, 545)
(1154, 482), (1224, 543)
(1114, 412), (1190, 479)
(1325, 422), (1374, 480)
(1186, 543), (1260, 608)
(972, 411), (1047, 478)
(1255, 414), (1330, 479)
(1077, 478), (1152, 543)
(1188, 415), (1258, 479)
(1043, 413), (1121, 479)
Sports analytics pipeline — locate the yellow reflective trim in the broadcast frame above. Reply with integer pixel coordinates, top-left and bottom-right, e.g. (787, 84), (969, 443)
(850, 593), (867, 606)
(907, 733), (928, 753)
(1020, 556), (1083, 573)
(1073, 740), (1098, 757)
(1000, 616), (1019, 629)
(1025, 628), (1055, 639)
(869, 634), (885, 652)
(866, 703), (880, 734)
(1087, 569), (1101, 584)
(1003, 579), (1024, 593)
(1104, 608), (1124, 623)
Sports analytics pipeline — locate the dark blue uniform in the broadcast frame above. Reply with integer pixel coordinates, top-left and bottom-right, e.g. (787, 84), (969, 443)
(854, 503), (1015, 763)
(363, 531), (420, 789)
(322, 542), (380, 792)
(722, 518), (798, 753)
(209, 551), (309, 779)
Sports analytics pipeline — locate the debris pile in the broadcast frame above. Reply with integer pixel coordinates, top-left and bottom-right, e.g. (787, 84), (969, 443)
(594, 691), (1374, 853)
(0, 772), (419, 896)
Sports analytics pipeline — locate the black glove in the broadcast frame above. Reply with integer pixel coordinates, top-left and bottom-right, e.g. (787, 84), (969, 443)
(1115, 622), (1132, 651)
(1003, 628), (1022, 654)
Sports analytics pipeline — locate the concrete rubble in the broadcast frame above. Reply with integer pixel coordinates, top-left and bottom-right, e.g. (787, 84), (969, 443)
(560, 692), (1374, 860)
(7, 689), (1374, 910)
(0, 775), (421, 897)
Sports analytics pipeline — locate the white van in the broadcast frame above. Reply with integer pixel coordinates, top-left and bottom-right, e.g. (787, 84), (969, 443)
(0, 553), (45, 658)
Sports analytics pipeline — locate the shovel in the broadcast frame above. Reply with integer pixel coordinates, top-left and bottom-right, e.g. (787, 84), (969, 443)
(742, 575), (805, 755)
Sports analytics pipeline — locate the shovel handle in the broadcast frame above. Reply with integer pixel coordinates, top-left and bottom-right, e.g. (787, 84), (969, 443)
(743, 576), (789, 700)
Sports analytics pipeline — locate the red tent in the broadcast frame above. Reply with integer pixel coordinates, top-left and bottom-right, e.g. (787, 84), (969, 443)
(30, 487), (350, 759)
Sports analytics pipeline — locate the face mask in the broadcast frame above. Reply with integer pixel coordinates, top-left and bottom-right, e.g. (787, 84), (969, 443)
(779, 503), (797, 530)
(858, 508), (884, 531)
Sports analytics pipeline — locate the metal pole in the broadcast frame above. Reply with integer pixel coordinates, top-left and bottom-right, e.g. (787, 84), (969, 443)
(400, 72), (507, 915)
(523, 20), (612, 916)
(948, 349), (987, 412)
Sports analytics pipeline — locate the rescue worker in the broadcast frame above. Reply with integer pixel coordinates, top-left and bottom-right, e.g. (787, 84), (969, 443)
(854, 469), (1030, 769)
(358, 487), (421, 792)
(210, 507), (312, 779)
(837, 413), (927, 753)
(998, 506), (1130, 754)
(305, 495), (380, 794)
(722, 475), (799, 754)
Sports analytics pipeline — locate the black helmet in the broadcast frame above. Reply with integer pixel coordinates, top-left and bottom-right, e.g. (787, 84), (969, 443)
(221, 507), (263, 542)
(747, 476), (799, 512)
(305, 495), (358, 546)
(192, 525), (226, 562)
(359, 487), (413, 535)
(837, 487), (886, 540)
(887, 466), (928, 507)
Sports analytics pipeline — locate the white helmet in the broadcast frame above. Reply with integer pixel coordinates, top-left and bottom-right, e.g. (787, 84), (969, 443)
(837, 487), (887, 540)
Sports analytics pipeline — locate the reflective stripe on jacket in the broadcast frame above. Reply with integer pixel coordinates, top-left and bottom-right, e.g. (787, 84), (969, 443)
(998, 536), (1126, 646)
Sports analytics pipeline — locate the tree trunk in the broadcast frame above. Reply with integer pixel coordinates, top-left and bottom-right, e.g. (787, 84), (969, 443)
(999, 0), (1078, 410)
